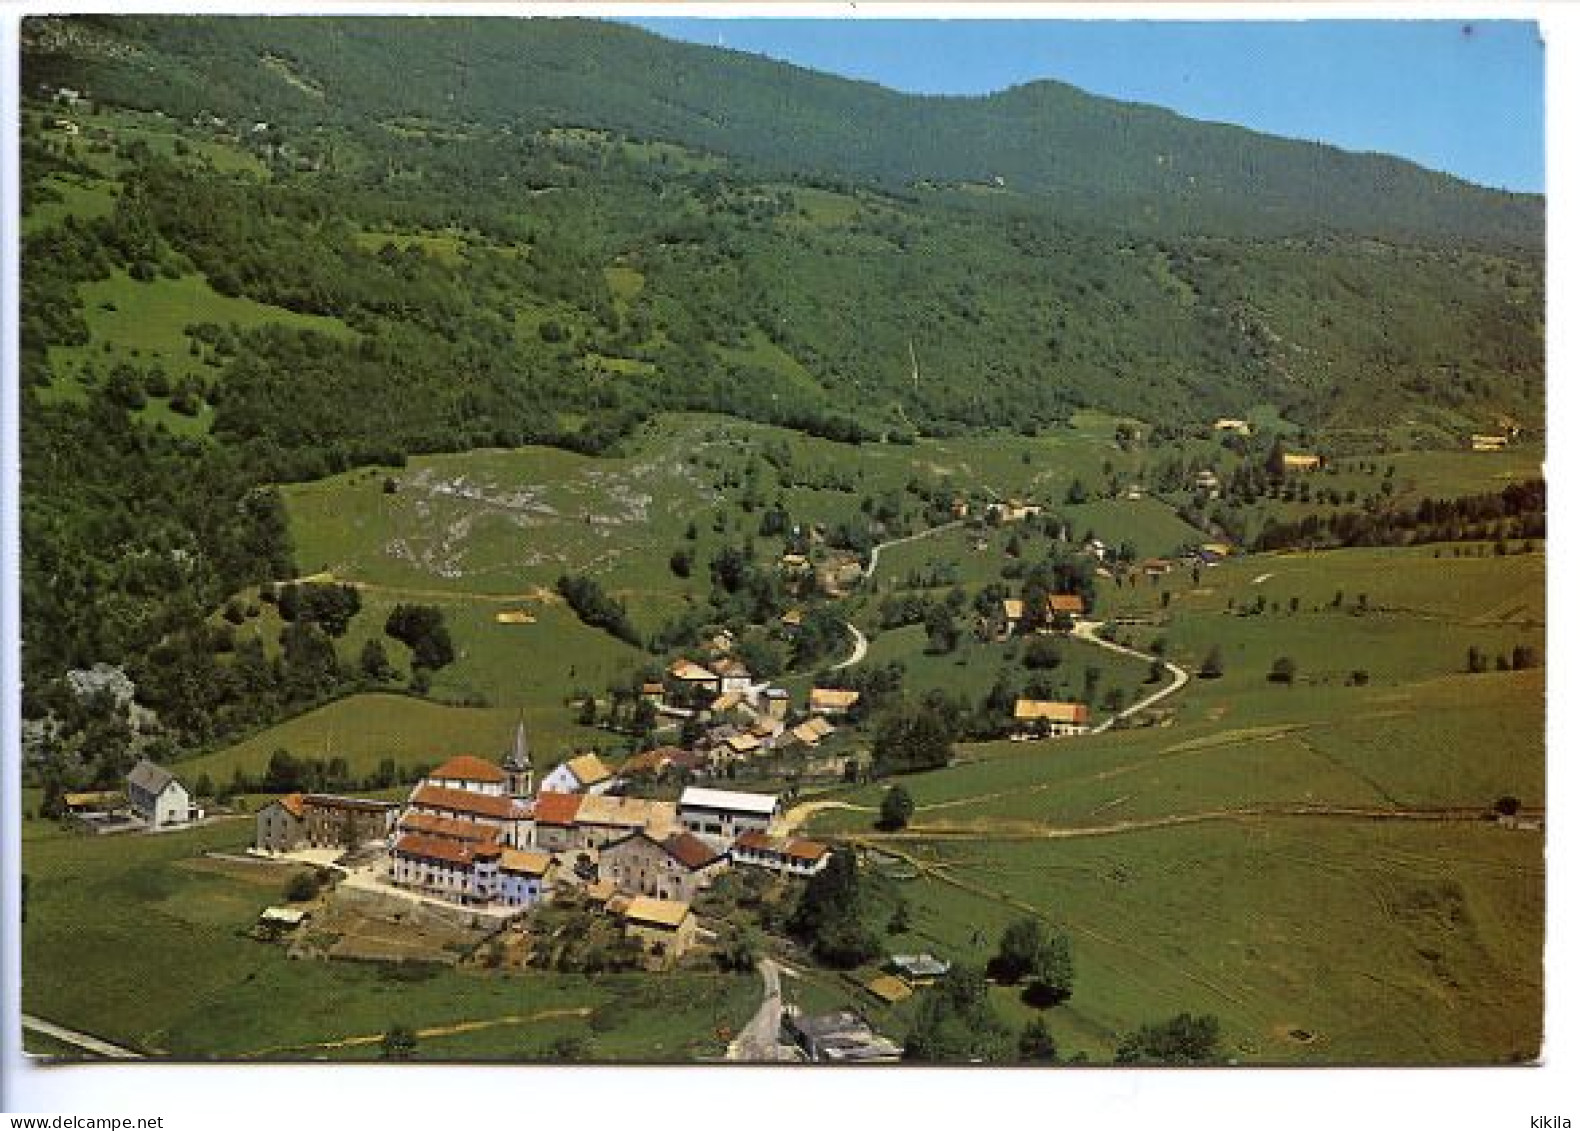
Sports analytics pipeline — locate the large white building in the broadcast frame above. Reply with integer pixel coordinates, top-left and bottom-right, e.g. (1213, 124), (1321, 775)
(677, 787), (779, 840)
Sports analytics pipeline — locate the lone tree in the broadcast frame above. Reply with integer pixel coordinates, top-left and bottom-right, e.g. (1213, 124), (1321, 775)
(990, 917), (1075, 1007)
(877, 784), (916, 832)
(1268, 655), (1297, 685)
(380, 1024), (418, 1061)
(1198, 644), (1224, 680)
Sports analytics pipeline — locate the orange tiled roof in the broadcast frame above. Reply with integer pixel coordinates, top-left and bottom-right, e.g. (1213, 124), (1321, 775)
(663, 831), (725, 871)
(786, 838), (830, 863)
(278, 793), (307, 819)
(809, 687), (860, 710)
(392, 832), (476, 867)
(428, 755), (507, 784)
(408, 783), (519, 821)
(398, 811), (499, 845)
(532, 791), (583, 826)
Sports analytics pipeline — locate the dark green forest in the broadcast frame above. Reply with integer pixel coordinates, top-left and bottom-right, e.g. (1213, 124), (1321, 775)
(17, 16), (1545, 775)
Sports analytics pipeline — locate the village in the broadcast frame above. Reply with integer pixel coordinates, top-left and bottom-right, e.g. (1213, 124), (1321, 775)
(31, 407), (1536, 1064)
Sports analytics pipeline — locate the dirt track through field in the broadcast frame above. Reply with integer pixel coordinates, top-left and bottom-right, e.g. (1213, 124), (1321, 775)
(291, 573), (563, 605)
(855, 803), (1521, 843)
(241, 1006), (594, 1058)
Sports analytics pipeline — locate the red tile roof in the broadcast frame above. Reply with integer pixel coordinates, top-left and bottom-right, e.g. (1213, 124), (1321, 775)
(663, 832), (725, 871)
(392, 833), (476, 867)
(734, 830), (775, 852)
(532, 791), (583, 826)
(278, 793), (307, 819)
(786, 838), (830, 863)
(428, 755), (507, 784)
(409, 784), (519, 821)
(398, 811), (499, 845)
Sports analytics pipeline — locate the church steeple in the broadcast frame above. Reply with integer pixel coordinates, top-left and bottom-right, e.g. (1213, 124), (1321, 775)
(501, 712), (533, 799)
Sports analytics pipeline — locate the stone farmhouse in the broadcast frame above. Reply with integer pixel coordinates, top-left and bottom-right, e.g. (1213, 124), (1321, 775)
(255, 793), (399, 853)
(599, 829), (729, 902)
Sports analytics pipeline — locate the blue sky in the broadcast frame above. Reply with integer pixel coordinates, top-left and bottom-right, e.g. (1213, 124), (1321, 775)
(624, 19), (1545, 194)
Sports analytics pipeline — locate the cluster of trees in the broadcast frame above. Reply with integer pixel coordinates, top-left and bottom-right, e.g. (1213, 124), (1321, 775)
(1256, 480), (1545, 553)
(556, 575), (640, 648)
(1466, 644), (1540, 674)
(988, 917), (1075, 1007)
(786, 846), (885, 968)
(870, 705), (956, 777)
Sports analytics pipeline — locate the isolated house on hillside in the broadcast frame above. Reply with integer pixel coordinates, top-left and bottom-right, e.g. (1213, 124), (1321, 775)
(1013, 699), (1092, 738)
(126, 760), (200, 829)
(808, 687), (860, 717)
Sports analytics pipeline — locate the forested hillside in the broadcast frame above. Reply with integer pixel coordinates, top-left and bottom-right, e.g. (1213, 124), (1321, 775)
(24, 16), (1542, 248)
(17, 15), (1544, 776)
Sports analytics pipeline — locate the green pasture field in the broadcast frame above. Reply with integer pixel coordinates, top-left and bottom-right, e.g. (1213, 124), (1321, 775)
(857, 623), (1153, 718)
(21, 172), (118, 236)
(858, 817), (1541, 1065)
(1062, 497), (1206, 559)
(806, 662), (1541, 834)
(45, 268), (354, 428)
(20, 819), (754, 1060)
(228, 581), (652, 718)
(174, 692), (610, 788)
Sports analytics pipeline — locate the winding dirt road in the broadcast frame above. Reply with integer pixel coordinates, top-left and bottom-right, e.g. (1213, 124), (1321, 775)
(1071, 618), (1191, 732)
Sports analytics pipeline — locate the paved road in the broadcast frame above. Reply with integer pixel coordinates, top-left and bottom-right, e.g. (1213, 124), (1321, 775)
(1071, 619), (1191, 733)
(831, 620), (869, 671)
(21, 1014), (143, 1059)
(726, 958), (789, 1062)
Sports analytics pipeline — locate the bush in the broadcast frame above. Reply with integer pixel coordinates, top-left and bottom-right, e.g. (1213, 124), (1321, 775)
(877, 785), (915, 831)
(285, 870), (320, 902)
(1267, 656), (1297, 684)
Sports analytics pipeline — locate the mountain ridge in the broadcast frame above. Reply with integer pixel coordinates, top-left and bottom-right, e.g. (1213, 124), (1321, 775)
(21, 15), (1541, 249)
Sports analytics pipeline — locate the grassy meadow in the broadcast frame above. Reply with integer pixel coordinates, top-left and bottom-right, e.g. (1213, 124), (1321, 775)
(20, 816), (755, 1061)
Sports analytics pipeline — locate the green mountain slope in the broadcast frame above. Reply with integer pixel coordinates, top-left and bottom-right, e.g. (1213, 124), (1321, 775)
(23, 15), (1541, 248)
(17, 15), (1544, 759)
